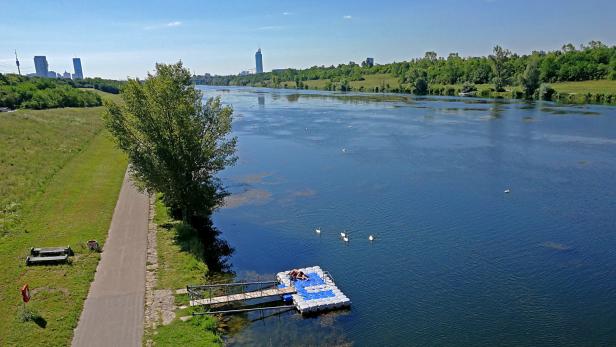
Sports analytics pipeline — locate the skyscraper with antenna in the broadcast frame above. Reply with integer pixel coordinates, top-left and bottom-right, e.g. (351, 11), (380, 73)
(14, 50), (21, 75)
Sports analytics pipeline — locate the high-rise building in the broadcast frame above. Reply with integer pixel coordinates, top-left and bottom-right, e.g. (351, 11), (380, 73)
(255, 48), (263, 74)
(365, 57), (374, 67)
(34, 56), (49, 77)
(63, 71), (71, 79)
(73, 58), (84, 79)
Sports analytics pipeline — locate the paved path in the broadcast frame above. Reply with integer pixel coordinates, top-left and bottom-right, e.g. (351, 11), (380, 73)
(72, 171), (149, 347)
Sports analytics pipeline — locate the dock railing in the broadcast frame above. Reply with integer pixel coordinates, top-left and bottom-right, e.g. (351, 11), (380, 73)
(187, 280), (284, 307)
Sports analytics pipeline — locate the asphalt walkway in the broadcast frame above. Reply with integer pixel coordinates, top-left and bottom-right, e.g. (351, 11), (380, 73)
(72, 171), (149, 347)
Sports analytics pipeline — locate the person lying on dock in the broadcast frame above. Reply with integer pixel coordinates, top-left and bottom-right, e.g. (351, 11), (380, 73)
(288, 269), (309, 280)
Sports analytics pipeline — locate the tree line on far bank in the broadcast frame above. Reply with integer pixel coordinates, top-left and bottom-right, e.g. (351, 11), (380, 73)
(198, 41), (616, 101)
(0, 74), (124, 110)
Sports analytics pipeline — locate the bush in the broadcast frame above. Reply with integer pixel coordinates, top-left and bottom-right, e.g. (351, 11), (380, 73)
(447, 86), (459, 96)
(512, 90), (524, 99)
(539, 84), (556, 101)
(479, 89), (492, 97)
(414, 78), (428, 95)
(461, 82), (477, 93)
(0, 75), (103, 110)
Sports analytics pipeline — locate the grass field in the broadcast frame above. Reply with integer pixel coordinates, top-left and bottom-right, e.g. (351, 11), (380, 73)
(551, 80), (616, 94)
(0, 102), (128, 345)
(284, 73), (402, 91)
(349, 73), (403, 90)
(79, 88), (123, 104)
(276, 75), (616, 103)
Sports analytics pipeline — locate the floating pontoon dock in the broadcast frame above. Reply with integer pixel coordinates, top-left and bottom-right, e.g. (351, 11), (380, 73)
(187, 266), (350, 315)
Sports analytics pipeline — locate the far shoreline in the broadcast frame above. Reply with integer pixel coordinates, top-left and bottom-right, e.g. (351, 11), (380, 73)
(196, 82), (616, 107)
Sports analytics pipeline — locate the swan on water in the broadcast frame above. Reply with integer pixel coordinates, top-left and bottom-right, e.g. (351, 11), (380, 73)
(343, 235), (349, 242)
(340, 231), (346, 238)
(315, 228), (321, 234)
(504, 189), (511, 194)
(368, 235), (375, 241)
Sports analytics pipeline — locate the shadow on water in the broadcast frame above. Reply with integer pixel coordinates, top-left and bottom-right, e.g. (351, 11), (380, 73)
(271, 91), (414, 105)
(224, 308), (353, 346)
(191, 215), (235, 274)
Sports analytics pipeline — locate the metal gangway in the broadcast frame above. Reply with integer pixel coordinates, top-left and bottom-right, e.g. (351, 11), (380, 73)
(187, 280), (296, 308)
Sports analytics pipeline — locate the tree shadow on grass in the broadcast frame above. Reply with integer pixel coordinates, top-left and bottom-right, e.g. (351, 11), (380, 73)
(168, 214), (235, 275)
(19, 307), (47, 328)
(32, 315), (47, 328)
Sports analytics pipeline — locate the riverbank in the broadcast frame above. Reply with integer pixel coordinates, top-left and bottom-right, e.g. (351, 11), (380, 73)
(209, 78), (616, 105)
(143, 195), (221, 346)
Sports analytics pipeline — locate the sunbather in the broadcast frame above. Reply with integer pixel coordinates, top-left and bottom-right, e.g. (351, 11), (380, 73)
(288, 269), (309, 280)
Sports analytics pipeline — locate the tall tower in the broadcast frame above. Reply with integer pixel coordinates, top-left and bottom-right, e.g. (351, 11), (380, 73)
(255, 48), (263, 74)
(72, 58), (84, 79)
(14, 50), (21, 75)
(33, 56), (49, 77)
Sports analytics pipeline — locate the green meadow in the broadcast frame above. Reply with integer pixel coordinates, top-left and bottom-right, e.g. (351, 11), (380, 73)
(0, 98), (127, 345)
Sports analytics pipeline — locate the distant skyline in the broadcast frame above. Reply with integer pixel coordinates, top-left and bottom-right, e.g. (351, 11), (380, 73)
(1, 0), (615, 79)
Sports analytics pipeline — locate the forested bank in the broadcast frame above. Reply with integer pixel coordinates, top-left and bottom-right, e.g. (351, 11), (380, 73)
(0, 74), (124, 110)
(197, 41), (616, 104)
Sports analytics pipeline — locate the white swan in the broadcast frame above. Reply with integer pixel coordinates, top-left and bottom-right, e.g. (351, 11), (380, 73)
(315, 228), (321, 234)
(368, 235), (375, 241)
(343, 235), (349, 242)
(504, 189), (511, 194)
(340, 231), (346, 238)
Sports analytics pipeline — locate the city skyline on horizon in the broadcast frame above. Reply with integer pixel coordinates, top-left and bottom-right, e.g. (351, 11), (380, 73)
(1, 0), (616, 79)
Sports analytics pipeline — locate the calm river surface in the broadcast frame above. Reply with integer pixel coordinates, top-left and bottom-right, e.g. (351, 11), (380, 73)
(200, 86), (616, 346)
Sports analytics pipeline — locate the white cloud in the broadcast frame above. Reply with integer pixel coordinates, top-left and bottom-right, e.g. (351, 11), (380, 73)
(343, 15), (352, 20)
(144, 21), (182, 30)
(282, 11), (291, 15)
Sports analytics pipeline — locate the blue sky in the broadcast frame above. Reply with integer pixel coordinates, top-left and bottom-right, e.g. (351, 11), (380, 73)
(1, 0), (615, 79)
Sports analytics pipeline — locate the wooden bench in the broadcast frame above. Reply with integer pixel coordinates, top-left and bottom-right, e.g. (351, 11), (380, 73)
(30, 246), (73, 256)
(26, 246), (73, 265)
(26, 254), (69, 265)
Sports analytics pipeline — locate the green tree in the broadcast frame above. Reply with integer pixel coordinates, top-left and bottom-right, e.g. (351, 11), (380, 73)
(104, 62), (237, 223)
(489, 45), (511, 92)
(414, 77), (428, 95)
(520, 58), (541, 98)
(424, 51), (438, 61)
(609, 57), (616, 80)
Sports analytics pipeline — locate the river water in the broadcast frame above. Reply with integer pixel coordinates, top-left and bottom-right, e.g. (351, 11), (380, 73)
(200, 86), (616, 346)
